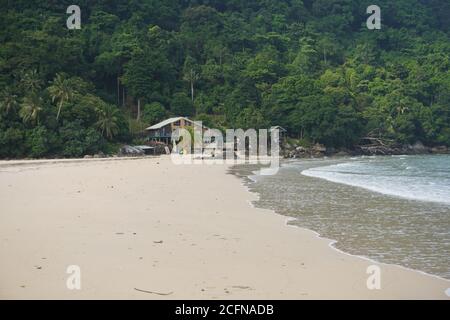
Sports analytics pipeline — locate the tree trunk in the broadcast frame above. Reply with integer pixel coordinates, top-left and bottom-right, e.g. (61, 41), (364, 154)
(117, 76), (120, 106)
(137, 98), (141, 120)
(191, 80), (194, 102)
(122, 86), (125, 107)
(56, 100), (63, 120)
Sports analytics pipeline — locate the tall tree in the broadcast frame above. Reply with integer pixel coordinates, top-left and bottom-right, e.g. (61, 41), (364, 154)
(20, 70), (42, 94)
(19, 94), (43, 125)
(183, 56), (200, 103)
(48, 73), (74, 121)
(95, 103), (120, 140)
(0, 87), (19, 115)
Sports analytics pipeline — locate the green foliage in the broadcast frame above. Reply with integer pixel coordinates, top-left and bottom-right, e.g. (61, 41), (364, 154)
(1, 0), (449, 159)
(25, 126), (51, 158)
(0, 127), (25, 158)
(59, 121), (105, 157)
(19, 94), (43, 125)
(0, 87), (19, 115)
(122, 47), (174, 103)
(48, 73), (74, 121)
(95, 104), (120, 140)
(235, 107), (268, 130)
(195, 113), (217, 129)
(171, 92), (195, 117)
(141, 102), (167, 126)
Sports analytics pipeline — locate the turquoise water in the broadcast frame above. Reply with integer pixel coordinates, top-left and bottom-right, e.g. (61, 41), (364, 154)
(236, 155), (450, 279)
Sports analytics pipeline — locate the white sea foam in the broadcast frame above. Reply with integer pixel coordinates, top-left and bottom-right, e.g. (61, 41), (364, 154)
(302, 156), (450, 205)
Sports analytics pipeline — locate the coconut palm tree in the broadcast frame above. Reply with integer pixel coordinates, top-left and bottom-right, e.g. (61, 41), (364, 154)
(19, 94), (43, 124)
(95, 103), (119, 139)
(48, 73), (74, 120)
(20, 70), (42, 93)
(183, 68), (200, 103)
(0, 87), (19, 115)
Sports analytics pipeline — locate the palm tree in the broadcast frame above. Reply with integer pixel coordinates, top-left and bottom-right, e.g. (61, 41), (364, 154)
(48, 73), (73, 120)
(20, 70), (42, 93)
(19, 94), (43, 124)
(183, 68), (200, 102)
(96, 104), (119, 139)
(0, 87), (19, 115)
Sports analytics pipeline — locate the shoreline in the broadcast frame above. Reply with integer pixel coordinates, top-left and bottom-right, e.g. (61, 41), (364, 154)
(0, 156), (449, 299)
(235, 168), (450, 285)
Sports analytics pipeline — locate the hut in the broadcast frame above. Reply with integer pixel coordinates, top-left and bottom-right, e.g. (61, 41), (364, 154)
(145, 117), (201, 144)
(269, 126), (287, 144)
(145, 117), (209, 145)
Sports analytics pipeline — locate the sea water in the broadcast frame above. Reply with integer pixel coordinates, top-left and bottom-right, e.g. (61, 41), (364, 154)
(234, 155), (450, 279)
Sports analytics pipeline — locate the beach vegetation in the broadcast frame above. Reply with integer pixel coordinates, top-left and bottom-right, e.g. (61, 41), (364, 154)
(0, 0), (449, 158)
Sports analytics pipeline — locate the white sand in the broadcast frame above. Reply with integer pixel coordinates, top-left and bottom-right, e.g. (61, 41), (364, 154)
(0, 156), (448, 299)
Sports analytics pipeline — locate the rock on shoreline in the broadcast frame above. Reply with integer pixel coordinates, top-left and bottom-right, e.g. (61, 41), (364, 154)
(283, 141), (449, 159)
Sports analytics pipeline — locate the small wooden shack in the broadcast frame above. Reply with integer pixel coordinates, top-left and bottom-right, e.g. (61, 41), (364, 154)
(269, 126), (287, 144)
(145, 117), (207, 144)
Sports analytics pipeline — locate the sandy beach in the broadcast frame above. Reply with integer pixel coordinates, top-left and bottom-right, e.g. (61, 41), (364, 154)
(0, 156), (448, 299)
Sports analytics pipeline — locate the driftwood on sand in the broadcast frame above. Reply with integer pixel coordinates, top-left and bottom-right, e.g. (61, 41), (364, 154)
(134, 288), (173, 295)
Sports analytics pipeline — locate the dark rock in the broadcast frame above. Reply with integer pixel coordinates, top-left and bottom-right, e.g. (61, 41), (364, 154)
(312, 143), (326, 153)
(118, 145), (144, 157)
(410, 141), (430, 154)
(93, 151), (106, 158)
(431, 146), (448, 154)
(334, 150), (350, 157)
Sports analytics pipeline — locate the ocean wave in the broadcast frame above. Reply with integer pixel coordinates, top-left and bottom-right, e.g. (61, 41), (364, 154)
(301, 156), (450, 205)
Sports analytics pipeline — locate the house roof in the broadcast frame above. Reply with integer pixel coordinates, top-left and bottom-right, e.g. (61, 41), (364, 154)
(145, 117), (209, 131)
(270, 126), (287, 132)
(146, 117), (190, 130)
